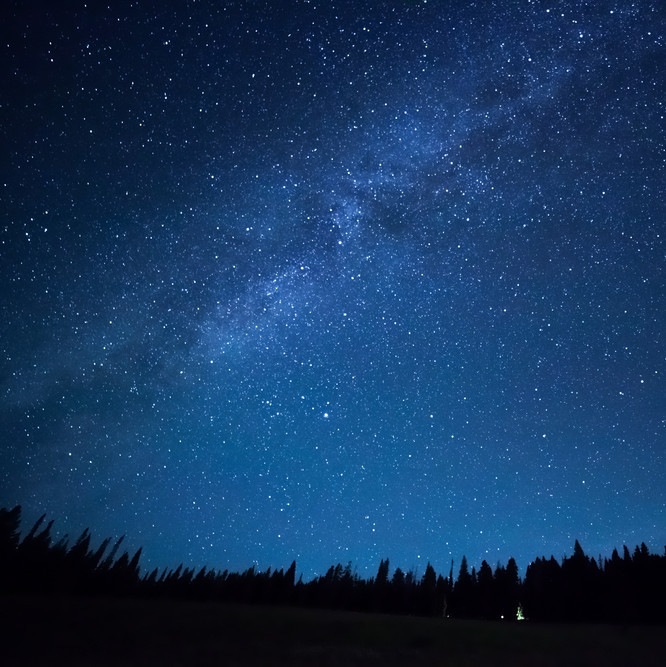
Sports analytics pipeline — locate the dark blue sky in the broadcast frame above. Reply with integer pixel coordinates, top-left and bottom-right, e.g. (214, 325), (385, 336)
(1, 0), (664, 580)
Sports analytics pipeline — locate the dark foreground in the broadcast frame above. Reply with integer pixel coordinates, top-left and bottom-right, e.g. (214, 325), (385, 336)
(1, 595), (663, 666)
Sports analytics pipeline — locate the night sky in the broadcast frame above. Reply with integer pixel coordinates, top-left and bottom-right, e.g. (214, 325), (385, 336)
(2, 1), (664, 580)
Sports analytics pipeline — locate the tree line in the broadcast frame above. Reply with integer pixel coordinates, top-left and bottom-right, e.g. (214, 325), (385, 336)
(1, 505), (664, 623)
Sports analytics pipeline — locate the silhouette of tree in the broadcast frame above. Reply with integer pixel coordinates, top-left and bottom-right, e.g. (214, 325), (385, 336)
(17, 514), (56, 592)
(0, 506), (21, 548)
(476, 560), (494, 619)
(561, 540), (597, 621)
(524, 556), (563, 621)
(390, 566), (407, 613)
(419, 562), (438, 616)
(3, 505), (666, 623)
(285, 560), (296, 588)
(376, 558), (389, 586)
(0, 506), (21, 591)
(452, 555), (475, 618)
(496, 557), (520, 620)
(436, 574), (449, 618)
(99, 536), (124, 574)
(372, 558), (390, 611)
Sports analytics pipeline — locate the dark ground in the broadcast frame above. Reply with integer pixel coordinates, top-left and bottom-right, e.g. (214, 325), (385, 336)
(1, 595), (663, 666)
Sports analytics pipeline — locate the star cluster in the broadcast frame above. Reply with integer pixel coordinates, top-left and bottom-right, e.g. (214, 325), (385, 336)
(1, 1), (664, 578)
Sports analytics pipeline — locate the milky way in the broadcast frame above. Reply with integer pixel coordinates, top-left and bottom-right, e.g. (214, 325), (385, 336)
(1, 1), (664, 578)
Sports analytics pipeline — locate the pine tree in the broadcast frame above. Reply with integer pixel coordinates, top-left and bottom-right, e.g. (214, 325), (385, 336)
(420, 563), (438, 615)
(452, 555), (474, 618)
(0, 506), (21, 591)
(376, 558), (389, 586)
(477, 560), (494, 619)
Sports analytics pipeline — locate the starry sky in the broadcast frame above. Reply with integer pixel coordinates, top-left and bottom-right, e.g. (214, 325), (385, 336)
(1, 1), (664, 580)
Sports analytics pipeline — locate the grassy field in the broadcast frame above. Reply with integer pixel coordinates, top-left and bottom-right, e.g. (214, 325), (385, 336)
(1, 595), (664, 666)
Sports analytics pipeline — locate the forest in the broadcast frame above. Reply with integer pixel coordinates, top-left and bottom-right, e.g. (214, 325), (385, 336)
(1, 505), (665, 624)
